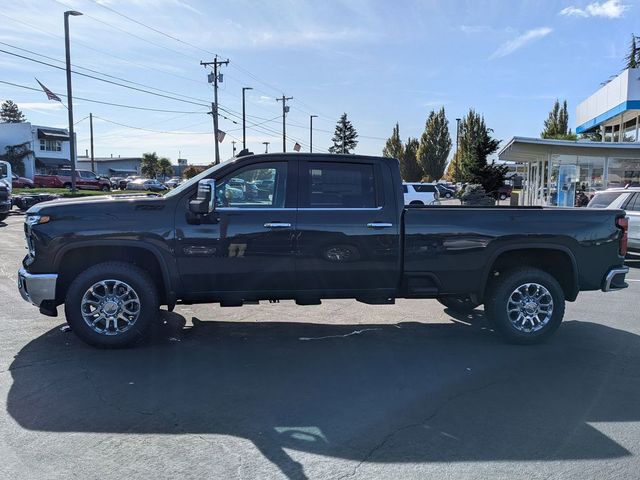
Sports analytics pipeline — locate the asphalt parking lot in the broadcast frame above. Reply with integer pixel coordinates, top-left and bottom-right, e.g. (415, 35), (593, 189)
(1, 211), (640, 480)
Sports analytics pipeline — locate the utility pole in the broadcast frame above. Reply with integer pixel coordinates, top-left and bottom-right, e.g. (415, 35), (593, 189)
(242, 87), (252, 150)
(341, 116), (346, 154)
(309, 115), (317, 153)
(231, 140), (237, 157)
(263, 141), (270, 154)
(455, 117), (461, 183)
(201, 56), (229, 164)
(276, 95), (293, 152)
(64, 10), (82, 193)
(89, 112), (95, 173)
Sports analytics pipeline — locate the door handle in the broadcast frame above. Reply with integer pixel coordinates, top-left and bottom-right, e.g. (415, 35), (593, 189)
(264, 222), (292, 228)
(367, 222), (393, 228)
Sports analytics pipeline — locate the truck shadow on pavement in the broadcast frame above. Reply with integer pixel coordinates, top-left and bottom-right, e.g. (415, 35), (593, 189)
(7, 314), (640, 479)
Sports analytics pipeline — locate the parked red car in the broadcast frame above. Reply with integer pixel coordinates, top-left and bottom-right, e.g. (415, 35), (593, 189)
(12, 174), (34, 189)
(34, 170), (111, 191)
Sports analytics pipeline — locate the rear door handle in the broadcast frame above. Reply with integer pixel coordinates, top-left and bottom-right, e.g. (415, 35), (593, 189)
(264, 222), (292, 228)
(367, 222), (393, 228)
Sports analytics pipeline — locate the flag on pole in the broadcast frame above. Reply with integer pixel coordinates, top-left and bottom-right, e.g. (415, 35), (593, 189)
(35, 78), (61, 102)
(293, 142), (301, 152)
(216, 130), (226, 143)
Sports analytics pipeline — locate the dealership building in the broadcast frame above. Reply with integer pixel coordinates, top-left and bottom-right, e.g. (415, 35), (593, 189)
(498, 67), (640, 206)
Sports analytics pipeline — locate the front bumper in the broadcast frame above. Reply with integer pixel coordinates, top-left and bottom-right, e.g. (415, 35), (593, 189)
(0, 201), (10, 214)
(602, 266), (629, 292)
(18, 267), (58, 307)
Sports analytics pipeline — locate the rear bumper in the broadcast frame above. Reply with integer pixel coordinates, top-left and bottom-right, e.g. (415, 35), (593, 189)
(602, 266), (629, 292)
(18, 268), (58, 307)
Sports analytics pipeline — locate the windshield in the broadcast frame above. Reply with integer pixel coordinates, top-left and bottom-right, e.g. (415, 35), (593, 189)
(164, 159), (233, 198)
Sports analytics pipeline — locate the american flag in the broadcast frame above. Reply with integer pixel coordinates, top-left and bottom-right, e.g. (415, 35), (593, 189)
(293, 142), (301, 152)
(35, 78), (61, 102)
(216, 130), (226, 143)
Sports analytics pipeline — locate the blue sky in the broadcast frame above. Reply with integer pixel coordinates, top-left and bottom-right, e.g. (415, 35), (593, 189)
(1, 0), (637, 164)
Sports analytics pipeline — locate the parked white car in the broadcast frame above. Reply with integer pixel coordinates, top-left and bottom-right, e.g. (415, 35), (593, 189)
(587, 187), (640, 253)
(403, 183), (440, 205)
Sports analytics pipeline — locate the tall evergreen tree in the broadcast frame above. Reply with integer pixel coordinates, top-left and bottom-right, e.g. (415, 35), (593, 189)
(541, 99), (576, 140)
(400, 137), (423, 182)
(417, 107), (452, 181)
(458, 109), (501, 182)
(0, 100), (26, 123)
(329, 113), (358, 154)
(625, 34), (639, 69)
(382, 122), (403, 160)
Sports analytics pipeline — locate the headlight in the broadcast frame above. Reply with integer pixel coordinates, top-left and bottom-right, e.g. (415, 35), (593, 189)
(25, 214), (50, 226)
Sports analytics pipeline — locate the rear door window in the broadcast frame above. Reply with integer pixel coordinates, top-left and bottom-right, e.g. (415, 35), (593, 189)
(627, 194), (640, 211)
(302, 162), (377, 208)
(587, 192), (624, 208)
(414, 184), (436, 193)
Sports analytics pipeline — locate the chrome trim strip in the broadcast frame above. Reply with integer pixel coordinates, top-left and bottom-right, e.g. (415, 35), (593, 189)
(602, 266), (629, 292)
(367, 222), (393, 228)
(18, 267), (58, 307)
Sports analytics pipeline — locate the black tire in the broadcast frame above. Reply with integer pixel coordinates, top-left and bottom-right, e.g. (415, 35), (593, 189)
(101, 185), (110, 192)
(409, 200), (424, 205)
(445, 192), (452, 199)
(63, 183), (72, 190)
(0, 213), (8, 222)
(64, 262), (159, 348)
(484, 268), (565, 344)
(438, 296), (480, 313)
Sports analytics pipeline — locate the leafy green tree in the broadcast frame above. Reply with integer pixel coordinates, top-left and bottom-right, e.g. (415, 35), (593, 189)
(625, 34), (639, 69)
(141, 152), (159, 178)
(444, 151), (460, 182)
(458, 109), (501, 181)
(541, 99), (576, 140)
(400, 137), (423, 182)
(157, 157), (173, 180)
(329, 113), (358, 154)
(183, 165), (201, 179)
(458, 109), (504, 195)
(417, 107), (451, 181)
(382, 122), (404, 160)
(0, 142), (32, 176)
(1, 100), (26, 123)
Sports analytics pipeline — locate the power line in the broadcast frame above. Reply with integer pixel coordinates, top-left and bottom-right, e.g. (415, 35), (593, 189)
(0, 11), (204, 86)
(0, 80), (206, 114)
(92, 115), (213, 134)
(0, 48), (211, 108)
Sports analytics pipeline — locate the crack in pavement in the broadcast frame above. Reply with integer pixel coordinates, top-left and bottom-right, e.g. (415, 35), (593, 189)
(334, 377), (509, 480)
(299, 328), (382, 341)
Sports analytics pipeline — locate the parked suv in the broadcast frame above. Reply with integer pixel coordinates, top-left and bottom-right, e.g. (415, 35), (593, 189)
(588, 187), (640, 253)
(403, 183), (440, 205)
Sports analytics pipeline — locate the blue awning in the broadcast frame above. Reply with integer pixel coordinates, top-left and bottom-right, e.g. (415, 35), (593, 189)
(35, 157), (71, 167)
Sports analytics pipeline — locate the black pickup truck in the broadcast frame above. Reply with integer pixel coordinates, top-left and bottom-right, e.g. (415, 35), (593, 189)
(18, 153), (630, 347)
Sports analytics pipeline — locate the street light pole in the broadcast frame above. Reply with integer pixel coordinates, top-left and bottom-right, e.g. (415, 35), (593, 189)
(455, 117), (461, 183)
(309, 115), (317, 153)
(242, 87), (252, 150)
(263, 141), (270, 154)
(64, 10), (82, 193)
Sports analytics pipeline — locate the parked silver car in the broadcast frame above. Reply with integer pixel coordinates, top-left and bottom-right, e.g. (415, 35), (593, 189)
(588, 187), (640, 253)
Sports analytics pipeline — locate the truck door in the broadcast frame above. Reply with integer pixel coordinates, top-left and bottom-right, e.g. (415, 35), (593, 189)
(174, 160), (297, 295)
(294, 159), (400, 296)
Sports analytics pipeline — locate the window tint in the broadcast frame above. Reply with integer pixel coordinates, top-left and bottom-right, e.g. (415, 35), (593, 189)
(216, 162), (286, 208)
(627, 193), (640, 212)
(587, 191), (624, 208)
(402, 185), (408, 193)
(304, 162), (376, 208)
(414, 184), (436, 193)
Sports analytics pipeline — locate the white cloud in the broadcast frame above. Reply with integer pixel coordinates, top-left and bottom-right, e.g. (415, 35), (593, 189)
(17, 102), (66, 112)
(559, 0), (630, 18)
(489, 27), (553, 59)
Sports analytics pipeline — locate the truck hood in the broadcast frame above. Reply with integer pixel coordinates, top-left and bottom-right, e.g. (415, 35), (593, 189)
(27, 193), (165, 215)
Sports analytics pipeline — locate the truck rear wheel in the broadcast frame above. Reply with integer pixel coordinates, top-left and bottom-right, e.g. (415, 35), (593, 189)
(485, 268), (565, 344)
(64, 262), (159, 348)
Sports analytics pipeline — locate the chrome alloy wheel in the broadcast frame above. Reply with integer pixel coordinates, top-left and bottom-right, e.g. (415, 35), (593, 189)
(80, 279), (141, 336)
(506, 283), (554, 333)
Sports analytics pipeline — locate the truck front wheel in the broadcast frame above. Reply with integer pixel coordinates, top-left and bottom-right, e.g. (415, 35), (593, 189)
(485, 268), (565, 344)
(64, 262), (159, 348)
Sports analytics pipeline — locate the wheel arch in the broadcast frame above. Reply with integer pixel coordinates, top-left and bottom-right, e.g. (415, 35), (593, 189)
(54, 241), (175, 306)
(481, 245), (579, 302)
